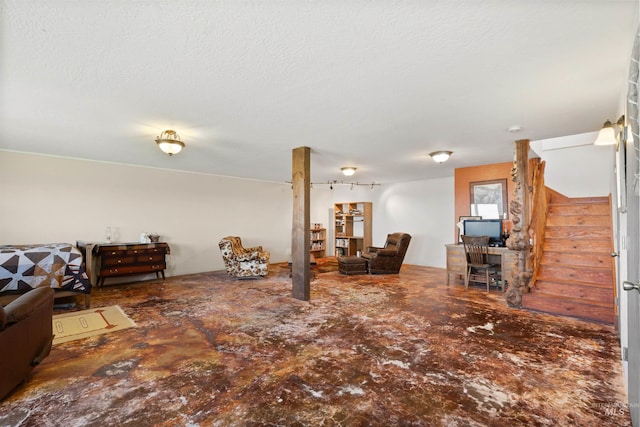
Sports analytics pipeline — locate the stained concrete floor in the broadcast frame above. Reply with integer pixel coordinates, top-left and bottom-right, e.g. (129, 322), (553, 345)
(0, 259), (631, 426)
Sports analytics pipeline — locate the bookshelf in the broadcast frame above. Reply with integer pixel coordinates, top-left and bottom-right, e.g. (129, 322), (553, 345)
(334, 202), (372, 257)
(310, 225), (326, 257)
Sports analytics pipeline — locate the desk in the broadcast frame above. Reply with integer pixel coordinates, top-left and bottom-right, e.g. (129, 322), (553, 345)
(445, 244), (516, 288)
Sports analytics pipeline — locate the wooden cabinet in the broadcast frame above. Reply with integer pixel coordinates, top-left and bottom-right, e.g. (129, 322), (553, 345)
(310, 227), (326, 257)
(77, 241), (170, 287)
(334, 202), (372, 257)
(445, 244), (514, 289)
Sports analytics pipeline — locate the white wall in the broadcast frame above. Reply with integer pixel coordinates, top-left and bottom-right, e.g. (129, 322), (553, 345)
(0, 151), (331, 277)
(330, 176), (455, 268)
(531, 131), (614, 197)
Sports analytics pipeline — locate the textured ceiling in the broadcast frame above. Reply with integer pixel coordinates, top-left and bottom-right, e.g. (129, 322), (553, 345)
(0, 1), (637, 185)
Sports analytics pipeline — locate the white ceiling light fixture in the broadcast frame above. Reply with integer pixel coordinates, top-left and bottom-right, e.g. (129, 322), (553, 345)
(341, 166), (357, 176)
(155, 130), (185, 155)
(429, 151), (452, 163)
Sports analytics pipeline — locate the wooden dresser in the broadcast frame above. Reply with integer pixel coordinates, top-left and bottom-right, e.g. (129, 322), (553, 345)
(77, 241), (170, 287)
(445, 244), (516, 289)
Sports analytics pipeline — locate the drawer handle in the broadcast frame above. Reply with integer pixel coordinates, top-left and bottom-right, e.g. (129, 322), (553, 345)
(117, 260), (122, 263)
(149, 257), (153, 260)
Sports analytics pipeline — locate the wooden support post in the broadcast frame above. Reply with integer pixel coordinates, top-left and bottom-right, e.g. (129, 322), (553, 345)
(506, 139), (533, 308)
(292, 146), (311, 301)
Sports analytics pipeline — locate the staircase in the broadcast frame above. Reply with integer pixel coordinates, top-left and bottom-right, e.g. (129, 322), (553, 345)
(522, 193), (616, 324)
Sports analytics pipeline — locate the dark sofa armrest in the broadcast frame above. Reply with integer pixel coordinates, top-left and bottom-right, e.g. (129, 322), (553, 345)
(2, 287), (55, 327)
(366, 246), (383, 253)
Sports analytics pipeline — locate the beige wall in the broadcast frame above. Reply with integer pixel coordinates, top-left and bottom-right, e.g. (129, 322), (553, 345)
(0, 151), (331, 278)
(329, 177), (455, 268)
(1, 141), (611, 275)
(531, 132), (614, 198)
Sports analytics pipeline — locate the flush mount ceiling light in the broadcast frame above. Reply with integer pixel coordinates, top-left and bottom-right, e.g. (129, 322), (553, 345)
(155, 130), (185, 155)
(341, 166), (357, 176)
(429, 151), (452, 163)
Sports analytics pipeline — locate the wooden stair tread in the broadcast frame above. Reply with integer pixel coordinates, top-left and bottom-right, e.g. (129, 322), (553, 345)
(522, 293), (615, 324)
(525, 291), (613, 307)
(548, 205), (609, 210)
(533, 277), (612, 288)
(540, 250), (611, 258)
(542, 246), (610, 252)
(543, 239), (612, 252)
(537, 263), (611, 272)
(536, 265), (612, 284)
(545, 217), (612, 227)
(543, 242), (610, 248)
(548, 197), (609, 205)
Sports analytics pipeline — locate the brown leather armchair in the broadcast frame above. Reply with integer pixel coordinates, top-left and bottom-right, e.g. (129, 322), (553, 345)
(0, 286), (54, 399)
(362, 232), (412, 274)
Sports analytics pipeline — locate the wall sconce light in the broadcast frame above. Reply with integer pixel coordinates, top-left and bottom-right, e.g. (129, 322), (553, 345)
(341, 166), (357, 176)
(594, 116), (630, 146)
(155, 130), (185, 155)
(429, 151), (452, 163)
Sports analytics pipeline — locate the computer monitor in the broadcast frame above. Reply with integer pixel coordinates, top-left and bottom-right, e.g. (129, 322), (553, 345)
(463, 219), (503, 245)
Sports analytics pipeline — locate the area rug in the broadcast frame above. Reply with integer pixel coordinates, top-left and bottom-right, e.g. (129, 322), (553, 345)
(52, 305), (136, 344)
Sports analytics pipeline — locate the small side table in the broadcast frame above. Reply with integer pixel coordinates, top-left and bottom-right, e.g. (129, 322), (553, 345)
(338, 256), (368, 275)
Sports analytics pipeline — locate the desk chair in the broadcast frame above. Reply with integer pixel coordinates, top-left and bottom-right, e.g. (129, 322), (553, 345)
(461, 235), (500, 291)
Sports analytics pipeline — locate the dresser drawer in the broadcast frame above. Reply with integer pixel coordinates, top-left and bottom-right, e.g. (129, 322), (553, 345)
(446, 245), (466, 273)
(127, 247), (168, 256)
(103, 249), (127, 257)
(100, 263), (165, 277)
(136, 254), (165, 263)
(101, 256), (136, 267)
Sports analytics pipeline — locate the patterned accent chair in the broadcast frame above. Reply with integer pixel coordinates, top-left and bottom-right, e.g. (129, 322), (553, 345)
(362, 232), (412, 274)
(218, 236), (270, 278)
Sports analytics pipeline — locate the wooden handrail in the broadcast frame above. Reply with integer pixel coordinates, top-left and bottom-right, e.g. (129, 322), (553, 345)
(527, 158), (548, 290)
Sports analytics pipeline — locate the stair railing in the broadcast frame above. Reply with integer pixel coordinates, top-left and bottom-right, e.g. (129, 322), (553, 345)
(527, 158), (549, 290)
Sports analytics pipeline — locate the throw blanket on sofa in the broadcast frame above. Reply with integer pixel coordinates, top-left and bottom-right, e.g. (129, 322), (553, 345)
(0, 243), (91, 294)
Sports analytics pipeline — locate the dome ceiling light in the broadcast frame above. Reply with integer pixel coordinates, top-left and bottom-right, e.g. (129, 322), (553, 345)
(155, 130), (185, 156)
(429, 151), (452, 163)
(341, 166), (357, 176)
